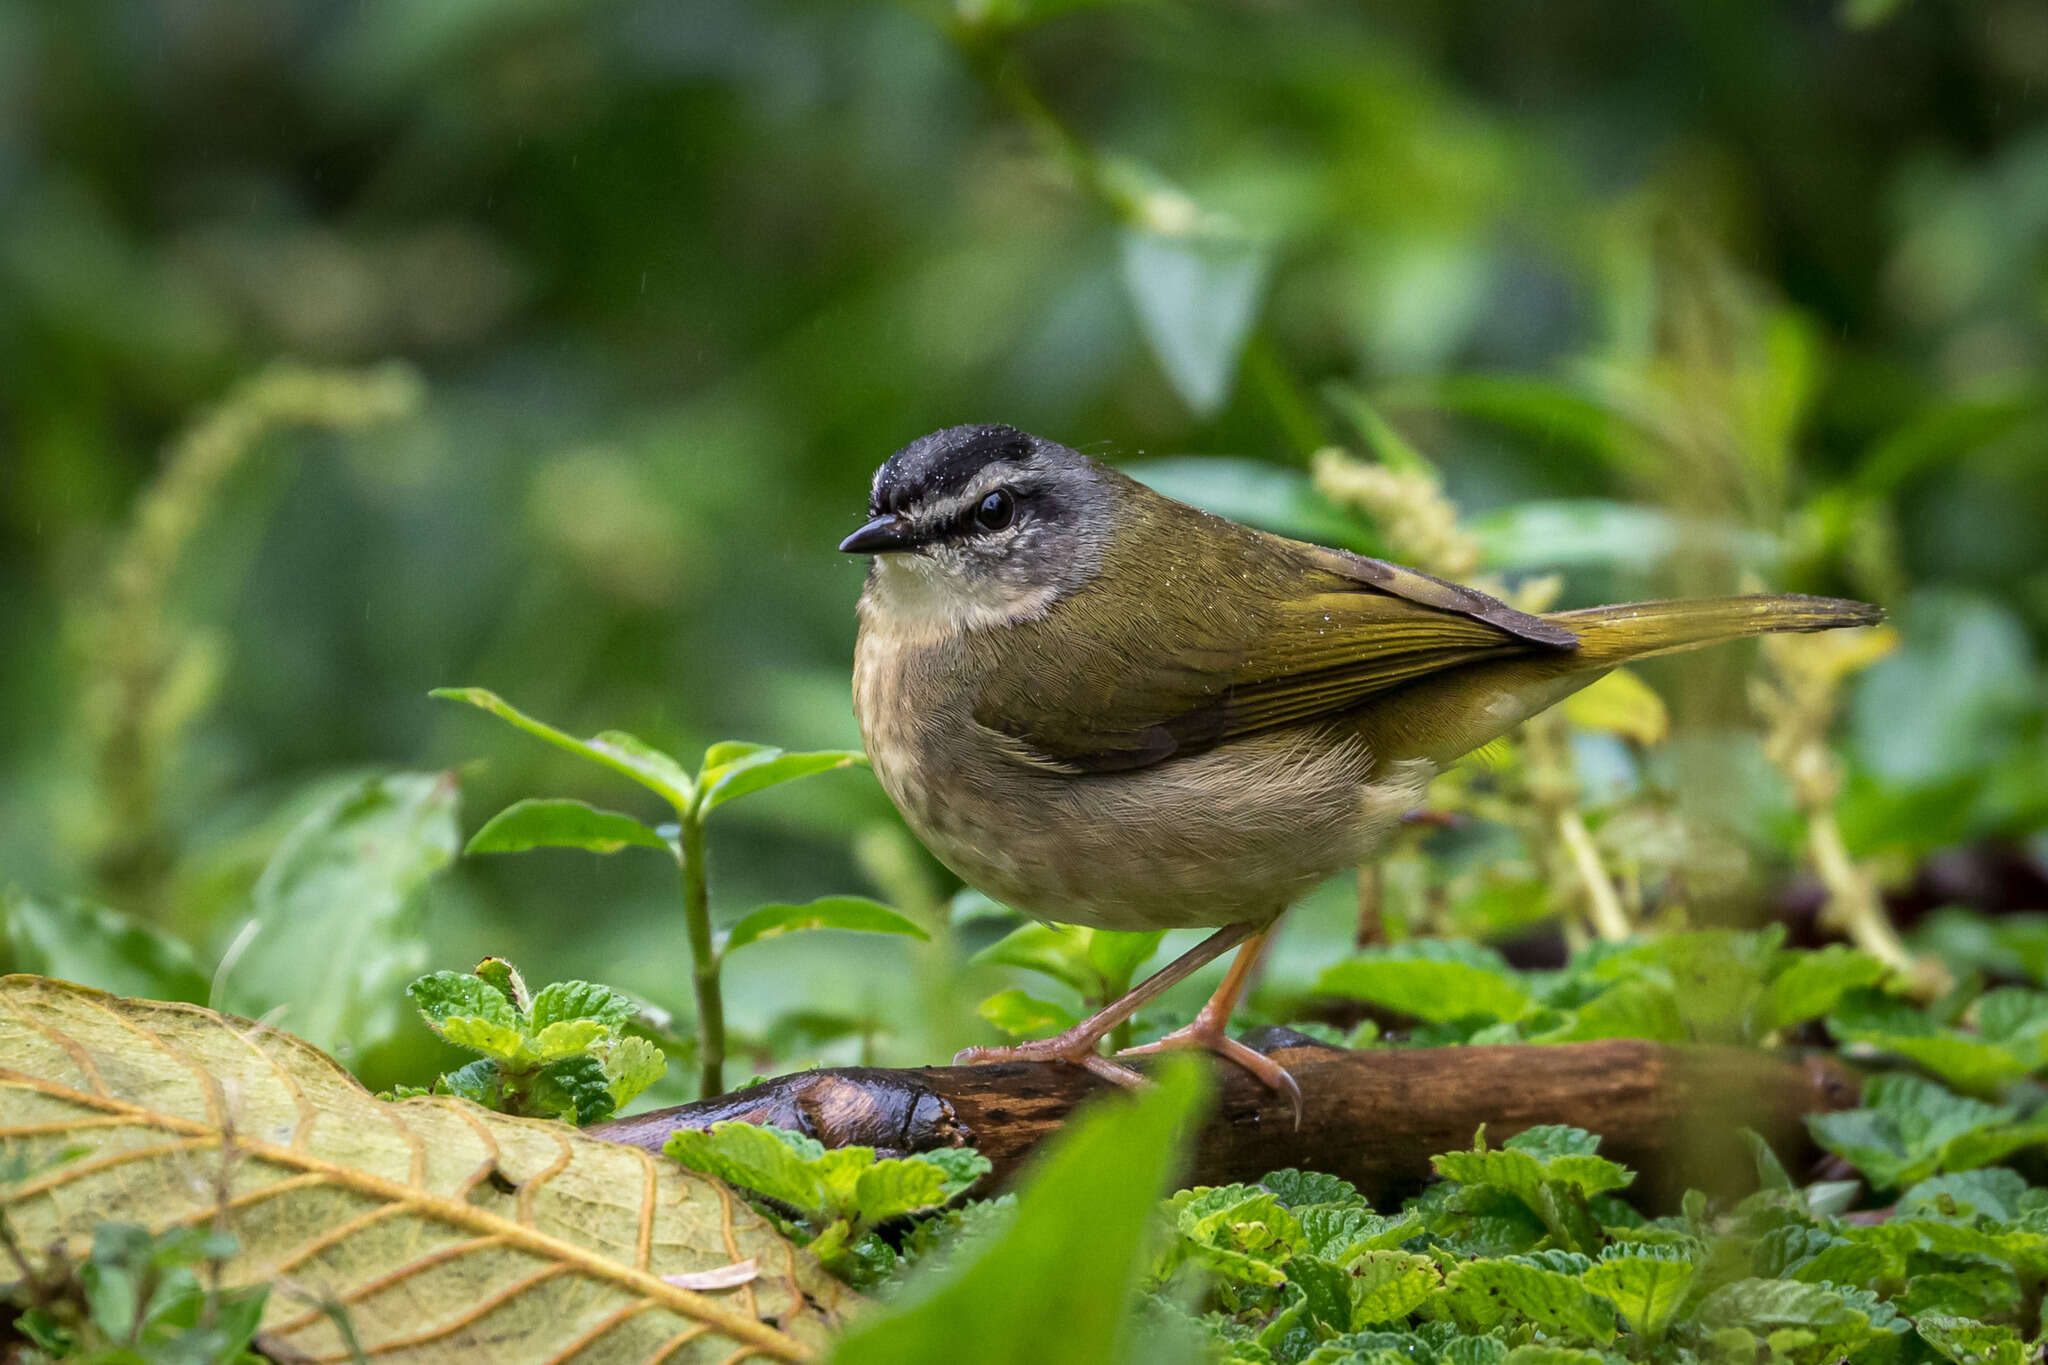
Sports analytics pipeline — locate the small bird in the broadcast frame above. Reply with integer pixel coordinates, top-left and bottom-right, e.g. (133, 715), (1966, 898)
(842, 424), (1880, 1111)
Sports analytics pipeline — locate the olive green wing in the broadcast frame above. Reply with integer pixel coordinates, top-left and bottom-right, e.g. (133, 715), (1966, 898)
(975, 540), (1578, 773)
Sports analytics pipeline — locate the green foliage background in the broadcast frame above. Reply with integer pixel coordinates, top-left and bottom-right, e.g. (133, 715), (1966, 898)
(1, 0), (2045, 1096)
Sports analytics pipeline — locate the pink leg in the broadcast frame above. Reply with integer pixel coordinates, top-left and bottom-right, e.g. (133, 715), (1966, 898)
(1118, 928), (1302, 1126)
(954, 923), (1255, 1087)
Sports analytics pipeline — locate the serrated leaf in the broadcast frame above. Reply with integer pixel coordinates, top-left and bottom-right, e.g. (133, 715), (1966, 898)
(530, 1053), (617, 1125)
(970, 922), (1096, 997)
(529, 979), (637, 1032)
(1916, 1316), (2030, 1365)
(1503, 1126), (1602, 1159)
(1302, 1207), (1420, 1261)
(1898, 1168), (2029, 1223)
(465, 797), (668, 856)
(1444, 1258), (1616, 1342)
(1346, 1249), (1440, 1326)
(473, 957), (529, 1011)
(1317, 941), (1533, 1024)
(433, 687), (694, 809)
(1694, 1278), (1901, 1345)
(1581, 1247), (1698, 1336)
(723, 897), (928, 956)
(218, 773), (458, 1057)
(975, 988), (1077, 1038)
(524, 1018), (608, 1062)
(600, 1035), (667, 1107)
(699, 746), (866, 812)
(433, 1056), (501, 1107)
(438, 1014), (528, 1061)
(407, 969), (519, 1028)
(1259, 1168), (1360, 1209)
(665, 1121), (835, 1220)
(907, 1146), (993, 1200)
(0, 975), (846, 1359)
(1827, 990), (2033, 1094)
(1084, 929), (1166, 993)
(852, 1159), (951, 1224)
(0, 890), (210, 1004)
(1561, 668), (1668, 745)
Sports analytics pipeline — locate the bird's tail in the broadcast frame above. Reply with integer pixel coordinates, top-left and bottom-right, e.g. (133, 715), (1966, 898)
(1545, 593), (1883, 667)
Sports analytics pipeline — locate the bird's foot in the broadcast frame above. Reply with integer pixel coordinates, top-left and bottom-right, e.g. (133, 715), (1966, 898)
(954, 1026), (1147, 1088)
(1119, 1019), (1304, 1129)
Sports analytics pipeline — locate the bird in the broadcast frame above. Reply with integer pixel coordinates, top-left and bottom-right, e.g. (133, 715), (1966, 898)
(840, 423), (1880, 1114)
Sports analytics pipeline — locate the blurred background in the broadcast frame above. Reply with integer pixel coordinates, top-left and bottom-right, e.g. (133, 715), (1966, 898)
(2, 0), (2044, 1104)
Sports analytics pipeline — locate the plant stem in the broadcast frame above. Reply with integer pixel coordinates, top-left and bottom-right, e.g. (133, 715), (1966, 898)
(679, 811), (726, 1097)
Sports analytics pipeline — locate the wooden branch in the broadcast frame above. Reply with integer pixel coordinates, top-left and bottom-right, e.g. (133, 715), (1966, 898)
(591, 1032), (1862, 1208)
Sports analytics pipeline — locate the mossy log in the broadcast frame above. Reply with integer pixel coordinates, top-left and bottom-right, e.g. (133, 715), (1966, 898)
(591, 1032), (1861, 1207)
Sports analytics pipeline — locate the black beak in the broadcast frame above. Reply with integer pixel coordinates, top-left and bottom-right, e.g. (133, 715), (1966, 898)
(838, 514), (918, 555)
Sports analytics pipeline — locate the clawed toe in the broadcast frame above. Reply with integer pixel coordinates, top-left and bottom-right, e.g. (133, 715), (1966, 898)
(1119, 1023), (1304, 1129)
(953, 1038), (1146, 1088)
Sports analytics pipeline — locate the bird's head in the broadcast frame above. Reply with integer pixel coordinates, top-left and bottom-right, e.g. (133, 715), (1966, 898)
(841, 424), (1116, 632)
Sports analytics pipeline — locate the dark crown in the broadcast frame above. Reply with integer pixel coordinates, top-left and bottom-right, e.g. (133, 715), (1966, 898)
(871, 424), (1036, 515)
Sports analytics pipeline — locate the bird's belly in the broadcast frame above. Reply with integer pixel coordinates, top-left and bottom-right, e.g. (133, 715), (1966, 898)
(860, 679), (1429, 931)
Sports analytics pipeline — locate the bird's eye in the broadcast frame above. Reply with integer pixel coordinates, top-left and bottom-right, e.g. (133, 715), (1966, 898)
(974, 488), (1015, 532)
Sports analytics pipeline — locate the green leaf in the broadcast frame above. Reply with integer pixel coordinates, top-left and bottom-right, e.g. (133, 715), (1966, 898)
(1753, 944), (1886, 1036)
(1346, 1249), (1441, 1326)
(1693, 1278), (1903, 1348)
(0, 890), (210, 1004)
(474, 957), (529, 1011)
(1533, 979), (1684, 1044)
(531, 1053), (618, 1125)
(407, 970), (519, 1028)
(1502, 1126), (1602, 1159)
(432, 687), (694, 809)
(1828, 990), (2034, 1094)
(524, 1018), (607, 1062)
(1897, 1168), (2029, 1223)
(976, 988), (1078, 1038)
(434, 1057), (502, 1108)
(1317, 941), (1534, 1025)
(1581, 1244), (1698, 1337)
(218, 772), (458, 1056)
(438, 1015), (528, 1061)
(1259, 1169), (1360, 1209)
(1119, 226), (1271, 417)
(1085, 929), (1166, 994)
(464, 797), (667, 856)
(528, 979), (637, 1031)
(851, 1159), (951, 1224)
(699, 745), (866, 812)
(832, 1058), (1210, 1364)
(666, 1122), (833, 1222)
(1443, 1258), (1616, 1343)
(1916, 1316), (2030, 1365)
(1807, 1073), (2048, 1190)
(723, 896), (929, 956)
(600, 1035), (666, 1107)
(971, 922), (1097, 997)
(907, 1147), (993, 1200)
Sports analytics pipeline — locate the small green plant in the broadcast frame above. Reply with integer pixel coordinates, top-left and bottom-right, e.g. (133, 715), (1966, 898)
(433, 687), (926, 1096)
(966, 907), (1165, 1050)
(664, 1121), (991, 1284)
(392, 956), (664, 1124)
(3, 1179), (269, 1365)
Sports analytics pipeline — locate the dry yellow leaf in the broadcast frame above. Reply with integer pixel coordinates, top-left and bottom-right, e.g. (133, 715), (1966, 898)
(0, 975), (852, 1363)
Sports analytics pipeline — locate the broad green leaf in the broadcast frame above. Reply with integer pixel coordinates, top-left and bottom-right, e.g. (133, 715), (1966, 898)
(831, 1057), (1210, 1365)
(1317, 941), (1533, 1025)
(1808, 1072), (2048, 1189)
(474, 957), (529, 1011)
(1346, 1250), (1440, 1326)
(1301, 1207), (1421, 1261)
(464, 797), (667, 855)
(600, 1035), (666, 1107)
(907, 1147), (993, 1200)
(1582, 1245), (1697, 1337)
(1693, 1278), (1902, 1348)
(532, 1054), (617, 1125)
(1913, 908), (2048, 987)
(700, 740), (773, 770)
(432, 687), (694, 808)
(699, 746), (867, 812)
(1753, 944), (1885, 1036)
(0, 890), (209, 1004)
(218, 772), (458, 1057)
(1085, 929), (1166, 994)
(1533, 979), (1684, 1044)
(1433, 1147), (1633, 1203)
(406, 970), (519, 1028)
(1561, 668), (1668, 746)
(437, 1014), (527, 1061)
(1502, 1126), (1602, 1160)
(1828, 990), (2032, 1094)
(1442, 1259), (1616, 1343)
(524, 1018), (607, 1062)
(971, 922), (1096, 997)
(852, 1159), (952, 1224)
(1502, 1349), (1609, 1365)
(666, 1122), (835, 1221)
(1916, 1316), (2029, 1365)
(1259, 1169), (1360, 1209)
(529, 978), (637, 1031)
(1897, 1168), (2029, 1223)
(1119, 227), (1271, 417)
(723, 896), (929, 955)
(0, 976), (847, 1357)
(976, 988), (1077, 1038)
(435, 1056), (501, 1107)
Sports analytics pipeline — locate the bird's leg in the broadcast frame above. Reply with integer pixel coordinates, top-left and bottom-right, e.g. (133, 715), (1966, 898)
(1117, 927), (1303, 1127)
(954, 923), (1255, 1087)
